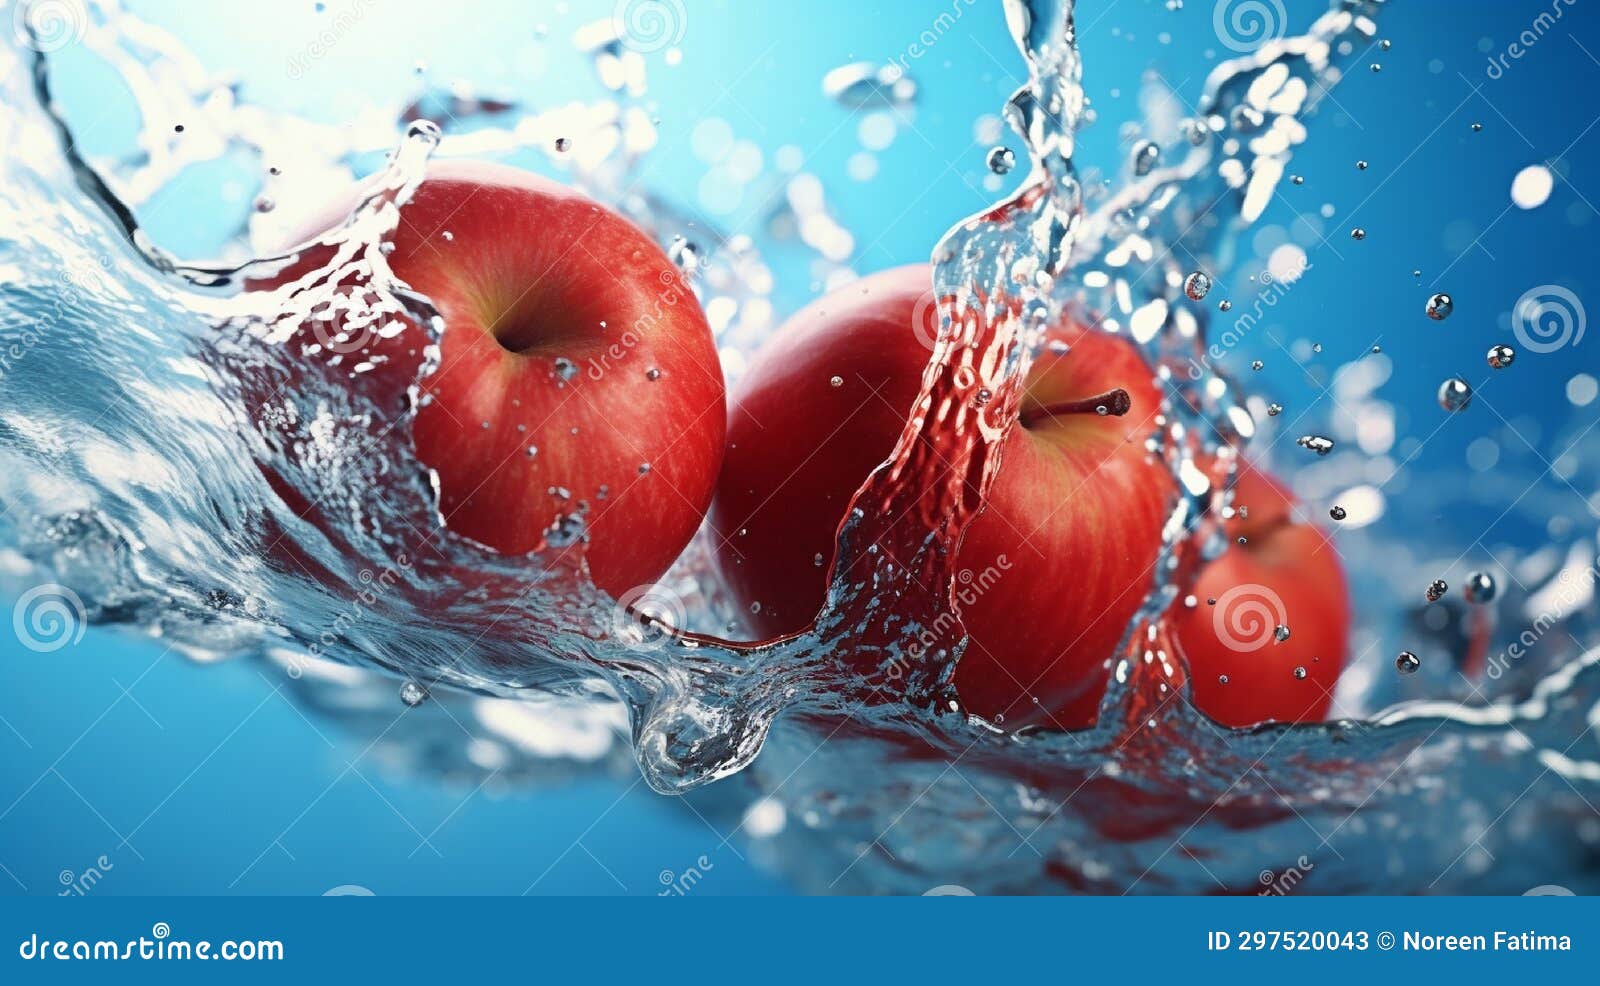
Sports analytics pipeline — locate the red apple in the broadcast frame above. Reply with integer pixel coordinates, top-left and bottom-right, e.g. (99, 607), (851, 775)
(1168, 463), (1350, 726)
(278, 161), (726, 595)
(709, 264), (1174, 728)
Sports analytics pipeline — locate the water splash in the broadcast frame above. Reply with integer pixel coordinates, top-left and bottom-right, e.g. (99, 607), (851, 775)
(3, 0), (1599, 894)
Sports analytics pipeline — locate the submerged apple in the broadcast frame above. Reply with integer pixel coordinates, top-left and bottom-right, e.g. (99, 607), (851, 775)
(285, 162), (726, 595)
(709, 264), (1175, 727)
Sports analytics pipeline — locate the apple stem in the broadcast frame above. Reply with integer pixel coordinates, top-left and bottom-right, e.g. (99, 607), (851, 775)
(1018, 387), (1131, 427)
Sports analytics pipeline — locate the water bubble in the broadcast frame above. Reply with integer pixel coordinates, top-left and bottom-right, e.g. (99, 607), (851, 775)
(1356, 160), (1368, 170)
(1487, 344), (1515, 369)
(638, 462), (651, 475)
(1297, 435), (1335, 456)
(400, 681), (428, 707)
(1380, 39), (1392, 50)
(1217, 674), (1229, 685)
(986, 146), (1015, 175)
(1425, 293), (1453, 320)
(1218, 299), (1233, 312)
(646, 367), (663, 381)
(1132, 140), (1160, 176)
(1183, 271), (1212, 300)
(1251, 360), (1264, 371)
(829, 375), (844, 388)
(1396, 651), (1420, 674)
(554, 137), (569, 152)
(813, 553), (825, 567)
(1350, 227), (1366, 240)
(1274, 625), (1291, 642)
(1426, 579), (1448, 603)
(1293, 666), (1307, 679)
(1330, 505), (1347, 521)
(1370, 63), (1382, 72)
(1290, 175), (1305, 185)
(1312, 343), (1323, 354)
(1464, 572), (1497, 604)
(553, 357), (578, 381)
(1471, 122), (1483, 132)
(668, 237), (701, 274)
(253, 195), (276, 213)
(1438, 377), (1473, 412)
(1267, 402), (1283, 416)
(526, 445), (539, 457)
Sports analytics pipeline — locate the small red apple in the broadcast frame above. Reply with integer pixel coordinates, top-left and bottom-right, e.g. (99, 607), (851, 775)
(709, 264), (1174, 727)
(278, 161), (726, 595)
(1168, 463), (1350, 726)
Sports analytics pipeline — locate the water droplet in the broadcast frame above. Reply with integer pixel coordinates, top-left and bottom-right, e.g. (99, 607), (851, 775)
(554, 137), (569, 152)
(646, 367), (662, 381)
(1464, 572), (1497, 604)
(1396, 651), (1420, 674)
(1132, 140), (1160, 176)
(1297, 435), (1335, 456)
(1356, 160), (1368, 170)
(1350, 227), (1366, 240)
(440, 230), (454, 242)
(1438, 377), (1473, 412)
(1267, 402), (1283, 416)
(668, 237), (701, 274)
(553, 357), (578, 381)
(526, 445), (539, 457)
(638, 462), (651, 475)
(253, 195), (276, 213)
(400, 681), (428, 707)
(1370, 63), (1382, 72)
(1290, 174), (1305, 185)
(829, 375), (844, 388)
(1425, 292), (1453, 320)
(1274, 625), (1291, 643)
(1425, 579), (1448, 603)
(1329, 505), (1347, 521)
(1183, 271), (1212, 301)
(813, 553), (825, 567)
(986, 146), (1015, 175)
(1312, 343), (1323, 353)
(1486, 344), (1515, 369)
(1471, 122), (1483, 132)
(1218, 299), (1233, 312)
(1293, 666), (1308, 680)
(1251, 360), (1264, 371)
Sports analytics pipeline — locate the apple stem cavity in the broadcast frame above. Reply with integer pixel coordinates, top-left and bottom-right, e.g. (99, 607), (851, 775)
(1019, 387), (1131, 428)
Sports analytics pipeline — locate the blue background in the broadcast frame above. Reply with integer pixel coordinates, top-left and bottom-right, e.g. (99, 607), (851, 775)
(3, 0), (1598, 895)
